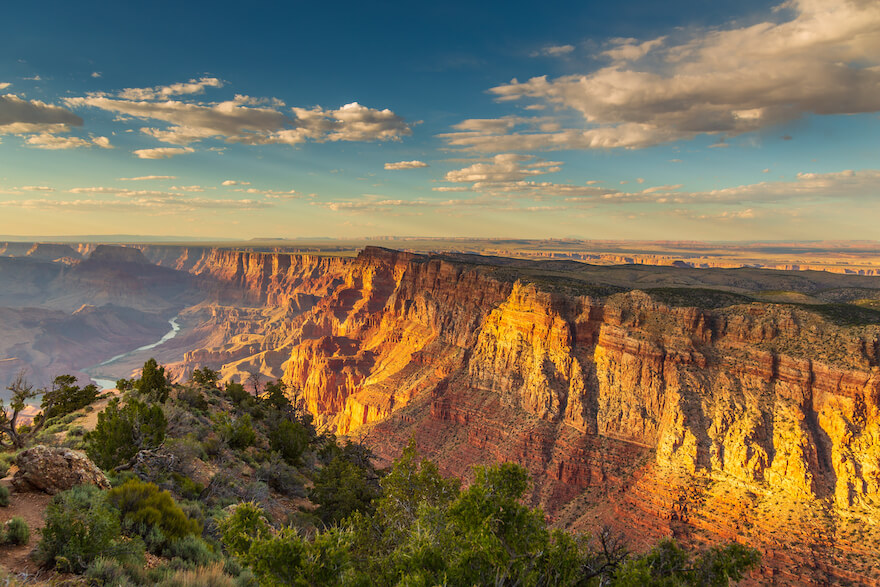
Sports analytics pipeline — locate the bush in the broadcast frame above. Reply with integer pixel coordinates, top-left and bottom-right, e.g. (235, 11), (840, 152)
(85, 397), (167, 470)
(201, 433), (222, 458)
(217, 502), (271, 559)
(191, 367), (220, 389)
(256, 455), (304, 497)
(164, 534), (219, 566)
(268, 419), (309, 465)
(155, 563), (236, 587)
(3, 517), (29, 545)
(0, 453), (14, 478)
(107, 479), (201, 551)
(0, 484), (9, 507)
(178, 388), (209, 412)
(225, 382), (251, 406)
(85, 556), (132, 586)
(215, 414), (256, 451)
(35, 484), (141, 573)
(171, 472), (205, 501)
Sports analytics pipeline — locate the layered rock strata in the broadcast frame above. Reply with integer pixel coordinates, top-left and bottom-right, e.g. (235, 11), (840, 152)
(12, 244), (875, 583)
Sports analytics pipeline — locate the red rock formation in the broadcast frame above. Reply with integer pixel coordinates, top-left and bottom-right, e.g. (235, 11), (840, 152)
(133, 245), (880, 583)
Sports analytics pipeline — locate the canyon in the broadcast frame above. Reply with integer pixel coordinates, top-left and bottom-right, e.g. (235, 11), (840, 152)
(2, 242), (880, 583)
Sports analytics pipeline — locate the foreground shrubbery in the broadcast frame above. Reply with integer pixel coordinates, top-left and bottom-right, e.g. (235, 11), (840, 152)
(25, 359), (760, 586)
(220, 442), (760, 586)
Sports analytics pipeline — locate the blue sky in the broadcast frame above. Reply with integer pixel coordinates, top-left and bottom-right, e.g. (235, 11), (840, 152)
(1, 0), (879, 240)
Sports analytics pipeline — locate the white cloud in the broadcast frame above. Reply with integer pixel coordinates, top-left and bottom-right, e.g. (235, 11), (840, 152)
(115, 77), (224, 101)
(19, 185), (54, 191)
(91, 72), (102, 78)
(444, 154), (562, 183)
(532, 44), (575, 57)
(24, 133), (111, 150)
(450, 0), (880, 151)
(67, 86), (412, 147)
(235, 188), (302, 199)
(133, 147), (195, 159)
(260, 189), (303, 200)
(384, 160), (428, 170)
(431, 186), (471, 192)
(119, 175), (177, 181)
(0, 83), (10, 90)
(0, 195), (270, 213)
(602, 36), (666, 62)
(315, 198), (429, 212)
(221, 180), (251, 186)
(169, 185), (205, 192)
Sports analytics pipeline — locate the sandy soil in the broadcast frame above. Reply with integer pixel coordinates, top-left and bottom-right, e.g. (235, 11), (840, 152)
(0, 478), (52, 582)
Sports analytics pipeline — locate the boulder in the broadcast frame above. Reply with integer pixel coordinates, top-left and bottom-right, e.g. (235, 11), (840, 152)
(12, 445), (110, 494)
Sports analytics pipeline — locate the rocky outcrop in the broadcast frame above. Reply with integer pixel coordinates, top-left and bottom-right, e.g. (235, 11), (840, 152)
(87, 244), (150, 265)
(12, 446), (110, 494)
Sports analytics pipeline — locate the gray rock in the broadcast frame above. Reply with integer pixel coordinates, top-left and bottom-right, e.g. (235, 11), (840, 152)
(12, 445), (110, 494)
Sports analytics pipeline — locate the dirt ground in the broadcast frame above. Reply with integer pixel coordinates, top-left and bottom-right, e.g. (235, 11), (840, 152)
(0, 394), (118, 584)
(0, 478), (52, 582)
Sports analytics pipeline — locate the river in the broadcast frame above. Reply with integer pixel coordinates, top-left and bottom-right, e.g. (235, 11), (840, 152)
(84, 316), (181, 390)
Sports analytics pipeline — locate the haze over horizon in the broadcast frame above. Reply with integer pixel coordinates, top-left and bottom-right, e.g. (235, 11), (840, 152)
(2, 0), (879, 241)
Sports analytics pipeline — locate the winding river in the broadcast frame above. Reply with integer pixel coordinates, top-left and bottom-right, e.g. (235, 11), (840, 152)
(84, 316), (181, 390)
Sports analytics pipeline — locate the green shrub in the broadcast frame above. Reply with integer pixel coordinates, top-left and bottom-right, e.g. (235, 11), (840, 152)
(218, 502), (271, 559)
(85, 397), (167, 470)
(0, 484), (9, 507)
(155, 563), (236, 587)
(191, 367), (220, 389)
(268, 419), (309, 465)
(107, 479), (201, 551)
(256, 455), (304, 497)
(171, 472), (205, 500)
(201, 433), (222, 458)
(35, 484), (141, 573)
(164, 535), (219, 566)
(178, 388), (209, 412)
(66, 424), (87, 438)
(215, 414), (256, 451)
(4, 517), (29, 545)
(85, 556), (133, 586)
(0, 453), (14, 477)
(225, 382), (251, 406)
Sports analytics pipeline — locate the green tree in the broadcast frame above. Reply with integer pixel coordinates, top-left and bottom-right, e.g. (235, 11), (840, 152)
(85, 397), (167, 470)
(611, 538), (760, 586)
(39, 374), (100, 421)
(191, 366), (220, 389)
(136, 358), (170, 403)
(261, 380), (291, 413)
(268, 419), (309, 465)
(0, 371), (56, 449)
(311, 450), (380, 526)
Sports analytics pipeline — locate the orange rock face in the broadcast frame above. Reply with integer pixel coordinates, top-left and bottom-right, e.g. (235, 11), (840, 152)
(148, 246), (880, 584)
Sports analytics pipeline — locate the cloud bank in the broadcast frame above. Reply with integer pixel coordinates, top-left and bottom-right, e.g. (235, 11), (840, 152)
(445, 0), (880, 151)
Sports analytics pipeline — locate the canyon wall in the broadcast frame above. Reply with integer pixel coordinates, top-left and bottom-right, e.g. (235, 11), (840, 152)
(6, 243), (876, 582)
(154, 246), (880, 584)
